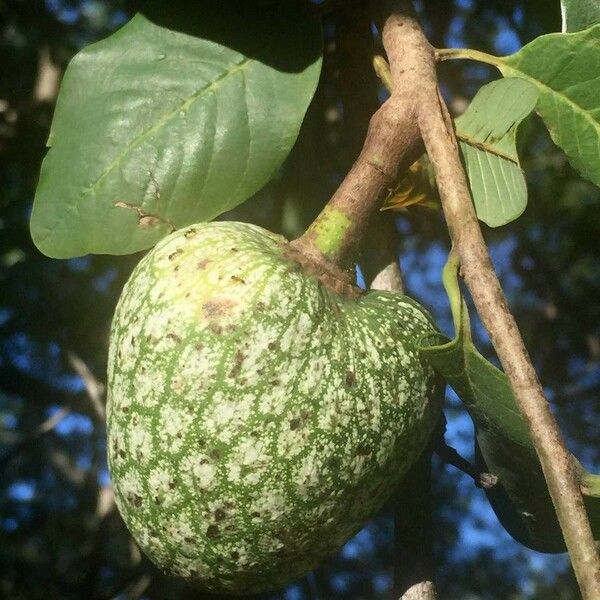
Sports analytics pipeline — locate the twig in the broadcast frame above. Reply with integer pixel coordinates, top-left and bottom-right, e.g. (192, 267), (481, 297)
(0, 406), (71, 468)
(67, 351), (106, 421)
(394, 4), (600, 597)
(434, 441), (498, 490)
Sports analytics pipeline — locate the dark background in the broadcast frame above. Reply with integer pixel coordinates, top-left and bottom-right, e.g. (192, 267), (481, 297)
(1, 0), (598, 598)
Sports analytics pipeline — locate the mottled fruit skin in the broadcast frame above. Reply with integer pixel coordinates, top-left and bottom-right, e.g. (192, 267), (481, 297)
(107, 221), (440, 594)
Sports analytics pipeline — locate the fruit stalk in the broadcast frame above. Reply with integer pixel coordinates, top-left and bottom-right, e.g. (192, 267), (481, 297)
(289, 3), (424, 269)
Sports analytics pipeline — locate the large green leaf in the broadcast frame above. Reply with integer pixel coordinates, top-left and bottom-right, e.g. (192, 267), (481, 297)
(419, 253), (600, 552)
(496, 25), (600, 189)
(456, 78), (538, 227)
(561, 0), (600, 32)
(31, 7), (322, 258)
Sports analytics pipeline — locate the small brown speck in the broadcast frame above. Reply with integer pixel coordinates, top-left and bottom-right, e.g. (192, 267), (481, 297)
(184, 228), (197, 238)
(268, 341), (277, 351)
(168, 480), (176, 490)
(231, 275), (246, 284)
(230, 550), (240, 560)
(168, 248), (183, 261)
(214, 508), (226, 521)
(229, 350), (245, 378)
(208, 323), (223, 335)
(345, 371), (356, 387)
(289, 418), (301, 431)
(197, 259), (210, 269)
(357, 443), (370, 456)
(206, 524), (220, 538)
(327, 457), (340, 469)
(130, 494), (143, 507)
(166, 332), (182, 344)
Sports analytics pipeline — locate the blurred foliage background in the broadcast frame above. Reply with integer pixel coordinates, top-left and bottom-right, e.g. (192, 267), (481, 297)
(0, 0), (598, 598)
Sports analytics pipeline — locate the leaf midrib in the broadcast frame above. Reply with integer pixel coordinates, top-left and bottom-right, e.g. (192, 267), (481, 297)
(83, 56), (253, 200)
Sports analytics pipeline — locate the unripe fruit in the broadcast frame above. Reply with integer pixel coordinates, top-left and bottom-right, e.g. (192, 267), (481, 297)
(107, 221), (440, 594)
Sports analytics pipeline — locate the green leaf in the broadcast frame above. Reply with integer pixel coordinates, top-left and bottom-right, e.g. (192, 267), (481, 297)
(455, 78), (538, 227)
(561, 0), (600, 32)
(496, 25), (600, 189)
(30, 8), (322, 258)
(419, 253), (600, 552)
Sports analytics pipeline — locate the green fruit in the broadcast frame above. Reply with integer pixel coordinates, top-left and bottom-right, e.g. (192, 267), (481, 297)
(107, 221), (440, 594)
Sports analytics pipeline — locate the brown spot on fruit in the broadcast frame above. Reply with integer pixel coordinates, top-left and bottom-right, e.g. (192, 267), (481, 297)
(184, 227), (197, 238)
(214, 508), (226, 521)
(197, 259), (210, 269)
(166, 332), (182, 344)
(289, 418), (301, 431)
(168, 248), (183, 261)
(203, 299), (235, 320)
(209, 448), (221, 460)
(229, 350), (245, 378)
(206, 524), (220, 538)
(356, 443), (370, 456)
(345, 371), (356, 387)
(230, 275), (245, 284)
(131, 494), (143, 507)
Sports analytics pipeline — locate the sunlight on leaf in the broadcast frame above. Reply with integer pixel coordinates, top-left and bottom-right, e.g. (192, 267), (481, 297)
(497, 25), (600, 190)
(30, 9), (322, 258)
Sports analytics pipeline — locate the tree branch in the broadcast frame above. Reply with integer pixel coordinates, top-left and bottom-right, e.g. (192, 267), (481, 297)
(395, 6), (600, 598)
(290, 3), (424, 267)
(292, 0), (600, 596)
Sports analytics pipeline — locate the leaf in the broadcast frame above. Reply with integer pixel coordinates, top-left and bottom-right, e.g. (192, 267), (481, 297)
(455, 78), (538, 227)
(30, 7), (322, 258)
(381, 157), (439, 212)
(561, 0), (600, 32)
(419, 253), (600, 552)
(496, 25), (600, 189)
